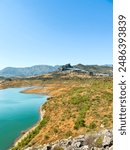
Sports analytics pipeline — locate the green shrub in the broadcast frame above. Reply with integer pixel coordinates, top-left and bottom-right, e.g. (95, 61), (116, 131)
(53, 128), (59, 133)
(74, 117), (85, 129)
(102, 117), (109, 126)
(95, 136), (103, 147)
(65, 130), (72, 138)
(89, 122), (97, 129)
(44, 134), (50, 140)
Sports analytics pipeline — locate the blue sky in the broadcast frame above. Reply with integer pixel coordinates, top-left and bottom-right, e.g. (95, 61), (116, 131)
(0, 0), (113, 69)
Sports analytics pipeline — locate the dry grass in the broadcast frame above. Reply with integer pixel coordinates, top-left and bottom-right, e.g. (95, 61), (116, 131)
(23, 78), (112, 147)
(1, 73), (112, 149)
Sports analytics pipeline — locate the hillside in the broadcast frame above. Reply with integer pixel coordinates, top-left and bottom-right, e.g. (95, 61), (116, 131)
(75, 64), (113, 75)
(21, 78), (112, 149)
(0, 71), (113, 150)
(0, 65), (59, 77)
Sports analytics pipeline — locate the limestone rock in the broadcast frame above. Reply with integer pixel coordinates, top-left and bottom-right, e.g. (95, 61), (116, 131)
(25, 129), (113, 150)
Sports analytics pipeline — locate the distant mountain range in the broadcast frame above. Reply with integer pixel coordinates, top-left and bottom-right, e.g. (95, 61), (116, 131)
(0, 65), (60, 77)
(0, 64), (113, 77)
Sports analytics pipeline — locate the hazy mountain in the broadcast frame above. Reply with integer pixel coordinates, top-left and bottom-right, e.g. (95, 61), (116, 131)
(0, 64), (113, 77)
(0, 65), (60, 77)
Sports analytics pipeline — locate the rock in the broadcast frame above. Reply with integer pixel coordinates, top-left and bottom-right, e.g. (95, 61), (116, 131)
(109, 146), (113, 150)
(42, 145), (52, 150)
(103, 136), (111, 147)
(24, 129), (113, 150)
(59, 64), (73, 71)
(25, 148), (33, 150)
(81, 145), (89, 150)
(73, 141), (82, 148)
(91, 147), (103, 150)
(102, 130), (113, 148)
(66, 140), (72, 146)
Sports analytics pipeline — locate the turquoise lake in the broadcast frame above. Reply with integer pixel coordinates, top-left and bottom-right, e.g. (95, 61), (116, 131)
(0, 88), (47, 150)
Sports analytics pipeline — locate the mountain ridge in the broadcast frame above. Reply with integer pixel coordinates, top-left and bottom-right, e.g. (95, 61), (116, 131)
(0, 64), (113, 77)
(0, 65), (60, 77)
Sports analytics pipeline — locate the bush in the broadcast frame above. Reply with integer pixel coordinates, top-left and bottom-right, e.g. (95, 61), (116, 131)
(44, 134), (50, 140)
(102, 117), (109, 126)
(95, 136), (103, 147)
(89, 122), (97, 129)
(74, 117), (85, 129)
(65, 130), (72, 138)
(53, 128), (59, 133)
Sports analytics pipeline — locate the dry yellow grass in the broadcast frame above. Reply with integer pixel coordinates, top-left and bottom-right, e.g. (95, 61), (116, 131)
(0, 72), (112, 149)
(23, 78), (113, 147)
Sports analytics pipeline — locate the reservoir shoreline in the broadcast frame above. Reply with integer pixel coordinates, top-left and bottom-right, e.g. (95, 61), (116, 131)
(12, 106), (46, 148)
(0, 86), (48, 150)
(11, 87), (49, 149)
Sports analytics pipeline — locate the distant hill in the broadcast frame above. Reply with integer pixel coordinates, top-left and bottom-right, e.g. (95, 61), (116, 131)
(0, 65), (60, 77)
(74, 64), (113, 74)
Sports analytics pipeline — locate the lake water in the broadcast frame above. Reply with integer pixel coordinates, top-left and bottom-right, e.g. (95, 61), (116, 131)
(0, 88), (47, 150)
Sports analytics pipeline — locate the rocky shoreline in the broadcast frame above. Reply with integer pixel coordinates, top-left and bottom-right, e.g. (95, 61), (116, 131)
(25, 129), (113, 150)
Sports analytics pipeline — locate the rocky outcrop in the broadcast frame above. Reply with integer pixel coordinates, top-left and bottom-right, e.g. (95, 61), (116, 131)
(25, 129), (113, 150)
(59, 64), (88, 74)
(59, 64), (73, 71)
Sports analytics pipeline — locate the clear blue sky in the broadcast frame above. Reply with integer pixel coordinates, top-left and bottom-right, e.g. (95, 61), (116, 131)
(0, 0), (113, 69)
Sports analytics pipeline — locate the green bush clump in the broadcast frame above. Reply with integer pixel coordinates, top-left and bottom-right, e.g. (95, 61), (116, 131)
(74, 117), (85, 129)
(89, 122), (97, 129)
(71, 96), (88, 105)
(44, 134), (50, 140)
(65, 130), (72, 138)
(95, 136), (103, 147)
(102, 117), (109, 126)
(53, 128), (59, 133)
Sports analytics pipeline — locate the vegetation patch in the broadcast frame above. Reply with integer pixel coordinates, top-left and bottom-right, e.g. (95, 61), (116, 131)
(10, 76), (112, 149)
(65, 130), (73, 138)
(95, 136), (104, 148)
(89, 122), (97, 129)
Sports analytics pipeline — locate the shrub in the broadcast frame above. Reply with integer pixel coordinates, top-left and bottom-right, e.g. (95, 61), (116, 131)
(44, 134), (50, 140)
(102, 117), (109, 126)
(95, 136), (103, 147)
(74, 117), (85, 129)
(89, 122), (97, 129)
(65, 130), (72, 138)
(53, 128), (59, 133)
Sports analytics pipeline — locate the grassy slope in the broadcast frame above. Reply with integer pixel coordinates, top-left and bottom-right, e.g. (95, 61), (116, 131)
(1, 72), (112, 149)
(13, 78), (112, 149)
(35, 78), (112, 144)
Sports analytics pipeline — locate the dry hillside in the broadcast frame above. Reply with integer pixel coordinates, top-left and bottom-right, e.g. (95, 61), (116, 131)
(0, 71), (112, 150)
